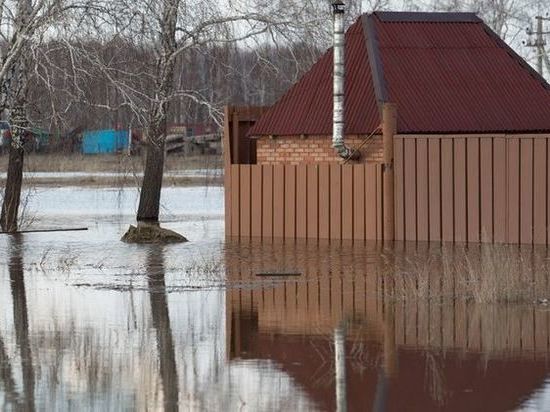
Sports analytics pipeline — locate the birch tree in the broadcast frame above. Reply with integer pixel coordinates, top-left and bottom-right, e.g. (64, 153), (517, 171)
(65, 0), (323, 229)
(0, 0), (91, 232)
(0, 0), (36, 232)
(136, 0), (178, 222)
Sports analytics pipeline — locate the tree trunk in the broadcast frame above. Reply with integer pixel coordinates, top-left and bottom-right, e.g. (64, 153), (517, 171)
(0, 145), (24, 232)
(135, 0), (178, 223)
(137, 119), (166, 222)
(0, 0), (33, 233)
(1, 107), (27, 233)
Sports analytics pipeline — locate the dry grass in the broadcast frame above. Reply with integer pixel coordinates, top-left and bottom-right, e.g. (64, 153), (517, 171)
(383, 243), (549, 304)
(459, 244), (538, 303)
(0, 153), (222, 173)
(0, 153), (223, 186)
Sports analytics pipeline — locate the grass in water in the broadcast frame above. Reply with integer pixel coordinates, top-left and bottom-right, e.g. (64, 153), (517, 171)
(382, 243), (548, 304)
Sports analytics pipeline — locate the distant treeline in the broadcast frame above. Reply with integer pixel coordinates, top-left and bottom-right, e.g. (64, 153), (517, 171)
(26, 41), (325, 135)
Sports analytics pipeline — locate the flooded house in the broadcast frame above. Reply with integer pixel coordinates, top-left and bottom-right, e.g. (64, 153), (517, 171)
(224, 11), (550, 245)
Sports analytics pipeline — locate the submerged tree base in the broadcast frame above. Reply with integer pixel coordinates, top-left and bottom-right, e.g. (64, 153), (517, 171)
(121, 224), (188, 244)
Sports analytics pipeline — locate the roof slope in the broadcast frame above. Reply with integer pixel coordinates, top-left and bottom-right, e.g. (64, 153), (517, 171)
(249, 11), (550, 136)
(249, 17), (380, 136)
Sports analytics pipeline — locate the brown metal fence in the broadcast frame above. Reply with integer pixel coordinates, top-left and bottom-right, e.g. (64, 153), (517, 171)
(227, 163), (383, 240)
(394, 136), (550, 244)
(224, 106), (550, 244)
(223, 105), (384, 241)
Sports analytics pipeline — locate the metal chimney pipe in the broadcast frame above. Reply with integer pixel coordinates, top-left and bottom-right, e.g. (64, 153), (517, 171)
(332, 0), (358, 160)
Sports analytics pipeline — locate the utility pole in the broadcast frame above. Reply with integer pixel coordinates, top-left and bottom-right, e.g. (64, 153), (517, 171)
(526, 15), (550, 77)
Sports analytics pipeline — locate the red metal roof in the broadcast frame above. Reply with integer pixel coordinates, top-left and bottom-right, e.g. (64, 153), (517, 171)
(249, 12), (550, 136)
(248, 18), (380, 136)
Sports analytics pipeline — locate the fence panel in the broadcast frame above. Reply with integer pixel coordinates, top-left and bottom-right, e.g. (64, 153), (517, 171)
(319, 164), (331, 239)
(534, 139), (547, 244)
(262, 165), (274, 238)
(441, 139), (454, 242)
(376, 165), (384, 240)
(273, 165), (285, 238)
(454, 138), (467, 242)
(507, 139), (520, 244)
(480, 139), (493, 243)
(284, 165), (296, 238)
(296, 165), (308, 238)
(307, 165), (319, 239)
(493, 138), (507, 243)
(330, 164), (342, 239)
(428, 139), (441, 242)
(417, 138), (429, 241)
(251, 166), (262, 237)
(240, 165), (251, 237)
(394, 139), (405, 241)
(366, 165), (378, 240)
(520, 139), (533, 244)
(404, 139), (417, 241)
(230, 165), (240, 237)
(353, 165), (366, 240)
(467, 138), (480, 243)
(342, 165), (354, 240)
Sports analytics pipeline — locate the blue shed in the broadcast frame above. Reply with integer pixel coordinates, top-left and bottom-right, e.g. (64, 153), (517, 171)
(82, 129), (129, 154)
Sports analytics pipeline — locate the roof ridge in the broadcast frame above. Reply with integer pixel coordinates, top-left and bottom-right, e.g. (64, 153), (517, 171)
(363, 14), (388, 106)
(380, 45), (500, 49)
(373, 11), (482, 23)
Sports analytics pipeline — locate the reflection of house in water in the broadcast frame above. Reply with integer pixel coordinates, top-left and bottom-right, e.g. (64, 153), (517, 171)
(225, 240), (550, 411)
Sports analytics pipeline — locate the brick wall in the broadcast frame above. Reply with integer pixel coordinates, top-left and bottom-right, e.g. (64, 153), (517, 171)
(256, 135), (383, 164)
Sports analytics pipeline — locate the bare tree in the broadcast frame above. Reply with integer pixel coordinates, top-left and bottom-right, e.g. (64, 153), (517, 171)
(0, 0), (35, 232)
(136, 0), (179, 222)
(133, 0), (331, 223)
(56, 0), (325, 229)
(0, 0), (92, 232)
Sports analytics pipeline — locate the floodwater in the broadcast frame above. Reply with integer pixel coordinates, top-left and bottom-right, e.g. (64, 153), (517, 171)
(0, 169), (223, 179)
(1, 186), (550, 411)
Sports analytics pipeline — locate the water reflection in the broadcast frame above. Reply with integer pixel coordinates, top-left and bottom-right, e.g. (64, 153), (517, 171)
(1, 230), (550, 410)
(6, 234), (35, 411)
(146, 246), (179, 411)
(225, 239), (550, 411)
(334, 323), (347, 412)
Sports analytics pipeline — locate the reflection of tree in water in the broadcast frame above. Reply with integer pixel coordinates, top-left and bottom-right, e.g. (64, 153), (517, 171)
(146, 245), (179, 412)
(0, 333), (19, 406)
(3, 234), (36, 411)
